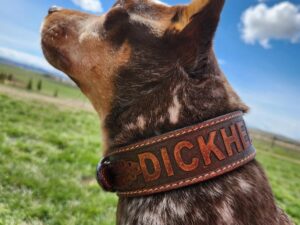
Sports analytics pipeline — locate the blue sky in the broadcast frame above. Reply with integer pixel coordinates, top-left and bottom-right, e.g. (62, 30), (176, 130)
(0, 0), (299, 140)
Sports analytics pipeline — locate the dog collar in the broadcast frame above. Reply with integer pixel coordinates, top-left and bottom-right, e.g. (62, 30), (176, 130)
(96, 111), (256, 197)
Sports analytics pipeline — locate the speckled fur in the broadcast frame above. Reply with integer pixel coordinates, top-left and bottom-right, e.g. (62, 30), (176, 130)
(111, 54), (294, 223)
(105, 2), (293, 225)
(41, 0), (294, 224)
(117, 162), (293, 225)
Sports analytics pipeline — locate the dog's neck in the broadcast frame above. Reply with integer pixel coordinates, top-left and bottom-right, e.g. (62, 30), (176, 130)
(109, 63), (285, 225)
(102, 40), (290, 225)
(104, 53), (248, 154)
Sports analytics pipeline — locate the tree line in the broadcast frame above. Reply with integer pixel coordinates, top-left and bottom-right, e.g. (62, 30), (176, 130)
(0, 72), (14, 83)
(26, 79), (59, 97)
(0, 71), (59, 97)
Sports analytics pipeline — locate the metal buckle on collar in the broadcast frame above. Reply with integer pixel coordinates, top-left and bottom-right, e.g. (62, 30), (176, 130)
(96, 158), (114, 192)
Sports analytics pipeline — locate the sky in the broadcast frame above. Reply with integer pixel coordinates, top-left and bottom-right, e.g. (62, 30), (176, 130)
(0, 0), (299, 140)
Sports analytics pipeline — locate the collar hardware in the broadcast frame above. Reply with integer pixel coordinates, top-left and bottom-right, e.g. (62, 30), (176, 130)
(96, 158), (114, 192)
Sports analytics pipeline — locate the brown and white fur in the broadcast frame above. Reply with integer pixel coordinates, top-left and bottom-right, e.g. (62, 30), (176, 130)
(41, 0), (294, 224)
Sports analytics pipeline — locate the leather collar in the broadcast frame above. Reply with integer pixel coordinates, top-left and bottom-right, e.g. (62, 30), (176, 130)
(97, 111), (256, 197)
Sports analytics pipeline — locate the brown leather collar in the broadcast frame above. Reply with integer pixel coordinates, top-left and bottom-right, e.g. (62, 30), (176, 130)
(97, 111), (256, 197)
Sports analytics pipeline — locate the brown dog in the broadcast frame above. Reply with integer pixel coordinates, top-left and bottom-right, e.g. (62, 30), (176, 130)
(41, 0), (294, 224)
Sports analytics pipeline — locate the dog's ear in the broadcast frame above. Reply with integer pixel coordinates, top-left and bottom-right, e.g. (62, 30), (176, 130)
(104, 7), (130, 45)
(171, 0), (225, 57)
(104, 6), (129, 31)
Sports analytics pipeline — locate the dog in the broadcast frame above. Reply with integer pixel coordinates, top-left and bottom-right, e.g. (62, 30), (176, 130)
(41, 0), (294, 224)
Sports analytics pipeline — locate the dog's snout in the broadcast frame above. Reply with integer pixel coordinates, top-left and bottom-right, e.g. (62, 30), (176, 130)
(48, 6), (63, 15)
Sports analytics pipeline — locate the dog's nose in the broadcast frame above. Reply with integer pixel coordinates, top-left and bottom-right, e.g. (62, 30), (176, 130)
(48, 6), (63, 15)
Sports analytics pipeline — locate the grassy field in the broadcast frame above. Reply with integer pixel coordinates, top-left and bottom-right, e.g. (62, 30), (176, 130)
(0, 94), (117, 225)
(0, 64), (86, 100)
(0, 93), (299, 225)
(254, 140), (300, 223)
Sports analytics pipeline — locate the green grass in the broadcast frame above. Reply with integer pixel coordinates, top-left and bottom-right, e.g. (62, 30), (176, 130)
(0, 94), (299, 225)
(0, 64), (86, 100)
(0, 94), (117, 225)
(254, 140), (300, 224)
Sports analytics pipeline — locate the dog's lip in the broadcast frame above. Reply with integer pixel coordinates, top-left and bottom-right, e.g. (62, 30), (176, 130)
(41, 20), (72, 72)
(42, 40), (71, 71)
(41, 23), (67, 44)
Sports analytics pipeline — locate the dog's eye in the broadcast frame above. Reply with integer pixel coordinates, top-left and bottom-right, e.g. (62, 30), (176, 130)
(112, 0), (123, 8)
(113, 3), (121, 7)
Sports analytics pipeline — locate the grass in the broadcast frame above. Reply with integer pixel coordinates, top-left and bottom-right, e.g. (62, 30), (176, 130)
(0, 94), (117, 225)
(0, 64), (86, 100)
(0, 93), (299, 225)
(254, 140), (300, 224)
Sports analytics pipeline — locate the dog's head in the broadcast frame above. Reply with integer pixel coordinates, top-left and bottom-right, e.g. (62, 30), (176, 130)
(42, 0), (247, 147)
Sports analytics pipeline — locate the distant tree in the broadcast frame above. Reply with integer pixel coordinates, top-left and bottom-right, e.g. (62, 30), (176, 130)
(54, 89), (58, 98)
(0, 73), (6, 82)
(271, 136), (277, 148)
(27, 79), (33, 90)
(8, 74), (13, 81)
(37, 80), (43, 91)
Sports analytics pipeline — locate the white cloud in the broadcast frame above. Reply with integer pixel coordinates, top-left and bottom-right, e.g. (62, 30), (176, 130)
(0, 47), (65, 77)
(71, 0), (103, 13)
(151, 0), (169, 6)
(240, 1), (300, 48)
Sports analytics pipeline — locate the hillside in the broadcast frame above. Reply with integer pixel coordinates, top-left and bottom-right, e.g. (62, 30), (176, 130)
(0, 63), (86, 101)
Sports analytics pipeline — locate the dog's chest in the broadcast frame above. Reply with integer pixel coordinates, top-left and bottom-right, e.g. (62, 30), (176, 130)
(116, 161), (286, 225)
(118, 184), (232, 225)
